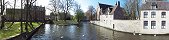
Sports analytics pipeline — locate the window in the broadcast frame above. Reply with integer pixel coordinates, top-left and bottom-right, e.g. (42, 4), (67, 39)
(161, 12), (166, 18)
(152, 6), (156, 9)
(161, 21), (166, 29)
(144, 12), (148, 18)
(152, 2), (157, 9)
(144, 21), (148, 29)
(151, 12), (156, 18)
(151, 21), (156, 29)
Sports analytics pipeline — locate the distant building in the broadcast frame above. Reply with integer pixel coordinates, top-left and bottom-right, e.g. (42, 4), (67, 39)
(84, 11), (92, 20)
(49, 12), (57, 20)
(5, 5), (45, 21)
(45, 15), (51, 20)
(96, 1), (128, 20)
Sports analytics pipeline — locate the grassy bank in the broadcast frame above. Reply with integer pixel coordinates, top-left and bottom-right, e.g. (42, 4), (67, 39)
(54, 20), (78, 25)
(0, 22), (41, 39)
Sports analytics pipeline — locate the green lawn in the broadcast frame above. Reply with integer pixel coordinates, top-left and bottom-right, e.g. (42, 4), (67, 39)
(0, 22), (41, 39)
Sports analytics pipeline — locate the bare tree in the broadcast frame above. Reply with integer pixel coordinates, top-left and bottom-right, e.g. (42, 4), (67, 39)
(48, 0), (60, 21)
(0, 0), (5, 29)
(125, 0), (166, 20)
(49, 0), (61, 12)
(124, 0), (140, 20)
(60, 0), (76, 21)
(73, 2), (80, 12)
(49, 0), (76, 21)
(86, 6), (96, 20)
(0, 0), (10, 29)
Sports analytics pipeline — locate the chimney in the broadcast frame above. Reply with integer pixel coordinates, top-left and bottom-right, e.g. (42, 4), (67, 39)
(118, 1), (120, 6)
(115, 2), (117, 5)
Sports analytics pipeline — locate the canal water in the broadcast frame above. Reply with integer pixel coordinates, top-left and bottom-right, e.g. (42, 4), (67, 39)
(31, 22), (169, 40)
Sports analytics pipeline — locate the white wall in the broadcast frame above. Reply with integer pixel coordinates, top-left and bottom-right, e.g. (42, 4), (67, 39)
(113, 20), (140, 33)
(140, 10), (169, 34)
(91, 11), (169, 34)
(96, 5), (101, 20)
(99, 15), (141, 33)
(92, 20), (141, 34)
(99, 15), (114, 29)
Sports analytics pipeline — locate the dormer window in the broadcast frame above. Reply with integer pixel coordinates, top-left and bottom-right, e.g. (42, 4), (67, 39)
(152, 2), (157, 9)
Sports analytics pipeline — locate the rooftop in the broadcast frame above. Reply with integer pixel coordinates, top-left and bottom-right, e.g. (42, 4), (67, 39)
(141, 1), (169, 10)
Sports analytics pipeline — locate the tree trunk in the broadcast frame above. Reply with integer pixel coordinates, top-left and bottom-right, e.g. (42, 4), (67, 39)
(0, 0), (5, 29)
(64, 13), (66, 21)
(0, 16), (4, 29)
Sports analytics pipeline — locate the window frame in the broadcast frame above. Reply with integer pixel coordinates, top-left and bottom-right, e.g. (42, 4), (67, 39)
(152, 5), (157, 9)
(144, 12), (148, 18)
(161, 21), (166, 29)
(144, 21), (148, 29)
(161, 12), (166, 18)
(151, 12), (156, 18)
(151, 21), (156, 29)
(151, 2), (157, 9)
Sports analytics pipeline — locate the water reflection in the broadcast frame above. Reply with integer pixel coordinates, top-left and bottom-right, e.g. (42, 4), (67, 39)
(31, 22), (169, 40)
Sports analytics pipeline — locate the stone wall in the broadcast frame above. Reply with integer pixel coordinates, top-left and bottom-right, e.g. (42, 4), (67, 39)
(112, 20), (140, 33)
(92, 20), (140, 33)
(91, 20), (169, 34)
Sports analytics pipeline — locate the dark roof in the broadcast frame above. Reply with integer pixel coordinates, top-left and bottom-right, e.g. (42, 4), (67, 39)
(109, 8), (113, 12)
(141, 1), (169, 10)
(99, 3), (113, 10)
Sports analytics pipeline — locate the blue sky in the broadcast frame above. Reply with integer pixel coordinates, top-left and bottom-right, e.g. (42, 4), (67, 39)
(75, 0), (125, 13)
(5, 0), (169, 15)
(5, 0), (125, 15)
(35, 0), (169, 15)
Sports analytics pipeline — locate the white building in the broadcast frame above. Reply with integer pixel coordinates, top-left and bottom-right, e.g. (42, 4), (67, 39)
(92, 1), (169, 34)
(96, 1), (128, 20)
(140, 1), (169, 34)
